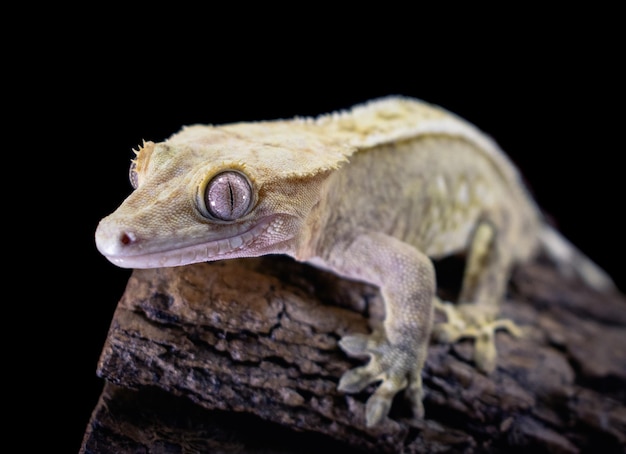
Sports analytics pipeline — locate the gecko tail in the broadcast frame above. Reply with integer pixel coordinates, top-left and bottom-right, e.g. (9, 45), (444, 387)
(539, 225), (616, 292)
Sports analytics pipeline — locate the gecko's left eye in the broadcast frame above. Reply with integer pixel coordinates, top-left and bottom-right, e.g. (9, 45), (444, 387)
(129, 159), (139, 189)
(204, 171), (253, 221)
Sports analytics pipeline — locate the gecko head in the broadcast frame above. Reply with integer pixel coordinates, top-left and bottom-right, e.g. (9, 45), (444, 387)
(95, 132), (329, 269)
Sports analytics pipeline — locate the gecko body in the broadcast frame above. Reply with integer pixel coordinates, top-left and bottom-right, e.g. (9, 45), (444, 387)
(95, 97), (614, 427)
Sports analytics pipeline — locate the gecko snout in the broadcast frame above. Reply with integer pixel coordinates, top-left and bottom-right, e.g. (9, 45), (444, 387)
(94, 216), (142, 267)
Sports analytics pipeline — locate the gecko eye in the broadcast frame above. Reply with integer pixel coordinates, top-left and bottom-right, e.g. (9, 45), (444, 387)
(204, 171), (253, 221)
(129, 159), (139, 189)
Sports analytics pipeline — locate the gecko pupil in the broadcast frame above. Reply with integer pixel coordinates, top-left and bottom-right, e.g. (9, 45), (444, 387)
(228, 181), (235, 215)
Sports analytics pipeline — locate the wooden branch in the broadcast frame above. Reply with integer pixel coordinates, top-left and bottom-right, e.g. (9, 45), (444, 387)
(80, 255), (626, 453)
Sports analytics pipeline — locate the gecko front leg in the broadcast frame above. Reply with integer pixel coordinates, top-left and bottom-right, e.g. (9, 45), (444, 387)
(322, 232), (435, 427)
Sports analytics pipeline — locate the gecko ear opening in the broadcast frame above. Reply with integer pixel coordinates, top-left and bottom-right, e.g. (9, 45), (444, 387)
(203, 170), (253, 221)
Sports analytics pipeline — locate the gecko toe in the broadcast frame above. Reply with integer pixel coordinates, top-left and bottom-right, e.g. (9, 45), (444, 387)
(431, 323), (466, 344)
(365, 394), (393, 428)
(434, 302), (524, 373)
(338, 331), (426, 426)
(338, 334), (371, 356)
(405, 373), (425, 418)
(473, 328), (497, 373)
(338, 362), (382, 393)
(365, 374), (409, 427)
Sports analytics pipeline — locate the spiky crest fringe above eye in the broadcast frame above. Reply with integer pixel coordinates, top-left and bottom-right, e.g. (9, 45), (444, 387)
(130, 140), (156, 175)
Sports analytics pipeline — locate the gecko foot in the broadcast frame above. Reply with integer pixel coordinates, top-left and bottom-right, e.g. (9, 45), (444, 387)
(432, 299), (523, 373)
(337, 331), (425, 427)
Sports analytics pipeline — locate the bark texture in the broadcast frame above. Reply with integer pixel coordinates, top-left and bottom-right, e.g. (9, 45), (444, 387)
(81, 255), (626, 453)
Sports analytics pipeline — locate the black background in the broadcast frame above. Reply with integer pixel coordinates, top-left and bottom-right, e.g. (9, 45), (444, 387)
(24, 12), (624, 452)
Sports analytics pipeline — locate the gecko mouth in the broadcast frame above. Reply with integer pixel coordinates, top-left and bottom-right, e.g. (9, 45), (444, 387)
(96, 216), (279, 269)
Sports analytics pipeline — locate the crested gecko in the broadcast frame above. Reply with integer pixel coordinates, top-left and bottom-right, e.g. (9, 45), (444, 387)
(95, 96), (615, 427)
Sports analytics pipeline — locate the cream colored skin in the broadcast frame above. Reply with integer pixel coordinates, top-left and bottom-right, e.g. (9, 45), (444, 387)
(95, 97), (615, 428)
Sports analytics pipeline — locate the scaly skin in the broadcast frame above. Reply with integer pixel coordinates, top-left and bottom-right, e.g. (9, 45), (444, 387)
(96, 96), (615, 428)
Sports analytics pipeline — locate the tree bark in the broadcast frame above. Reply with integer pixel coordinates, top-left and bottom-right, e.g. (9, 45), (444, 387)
(80, 255), (626, 453)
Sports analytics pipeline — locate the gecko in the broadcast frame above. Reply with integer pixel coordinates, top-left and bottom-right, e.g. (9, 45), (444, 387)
(95, 96), (615, 428)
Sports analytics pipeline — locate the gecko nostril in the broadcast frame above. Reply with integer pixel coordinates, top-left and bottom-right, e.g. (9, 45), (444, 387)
(120, 232), (137, 246)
